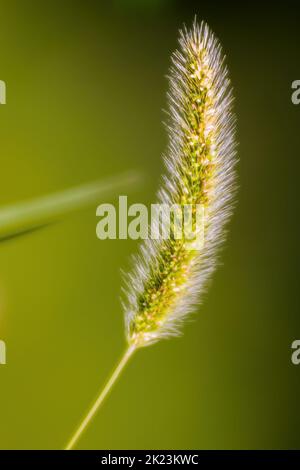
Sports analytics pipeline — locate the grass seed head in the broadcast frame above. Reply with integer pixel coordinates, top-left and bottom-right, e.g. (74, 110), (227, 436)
(123, 19), (237, 348)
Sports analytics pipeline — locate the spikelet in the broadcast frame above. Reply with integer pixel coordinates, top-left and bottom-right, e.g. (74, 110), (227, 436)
(123, 20), (237, 348)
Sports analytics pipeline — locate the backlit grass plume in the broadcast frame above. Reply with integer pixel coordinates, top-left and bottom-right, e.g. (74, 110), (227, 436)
(66, 19), (237, 450)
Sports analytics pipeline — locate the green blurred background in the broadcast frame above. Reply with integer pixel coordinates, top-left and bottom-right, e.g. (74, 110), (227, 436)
(0, 0), (299, 449)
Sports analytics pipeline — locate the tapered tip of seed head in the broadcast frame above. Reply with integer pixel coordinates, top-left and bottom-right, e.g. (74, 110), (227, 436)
(179, 19), (214, 51)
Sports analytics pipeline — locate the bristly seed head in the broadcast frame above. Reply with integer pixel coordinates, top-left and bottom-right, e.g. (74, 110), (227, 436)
(122, 19), (237, 348)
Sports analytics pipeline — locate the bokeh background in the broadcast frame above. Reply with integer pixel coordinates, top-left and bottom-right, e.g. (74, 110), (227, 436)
(0, 0), (299, 449)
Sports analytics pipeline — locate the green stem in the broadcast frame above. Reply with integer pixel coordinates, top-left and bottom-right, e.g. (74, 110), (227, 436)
(0, 170), (141, 240)
(65, 344), (136, 450)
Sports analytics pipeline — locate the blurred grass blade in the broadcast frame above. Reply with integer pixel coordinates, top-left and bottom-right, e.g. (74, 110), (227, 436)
(0, 170), (141, 241)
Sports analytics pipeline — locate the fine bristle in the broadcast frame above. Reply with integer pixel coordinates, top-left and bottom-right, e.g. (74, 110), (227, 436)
(122, 20), (237, 348)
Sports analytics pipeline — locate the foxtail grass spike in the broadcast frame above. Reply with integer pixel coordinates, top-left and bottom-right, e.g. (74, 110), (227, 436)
(66, 19), (237, 449)
(124, 19), (237, 347)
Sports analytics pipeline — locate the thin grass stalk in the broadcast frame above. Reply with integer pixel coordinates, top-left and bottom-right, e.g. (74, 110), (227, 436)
(66, 345), (135, 450)
(0, 171), (140, 241)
